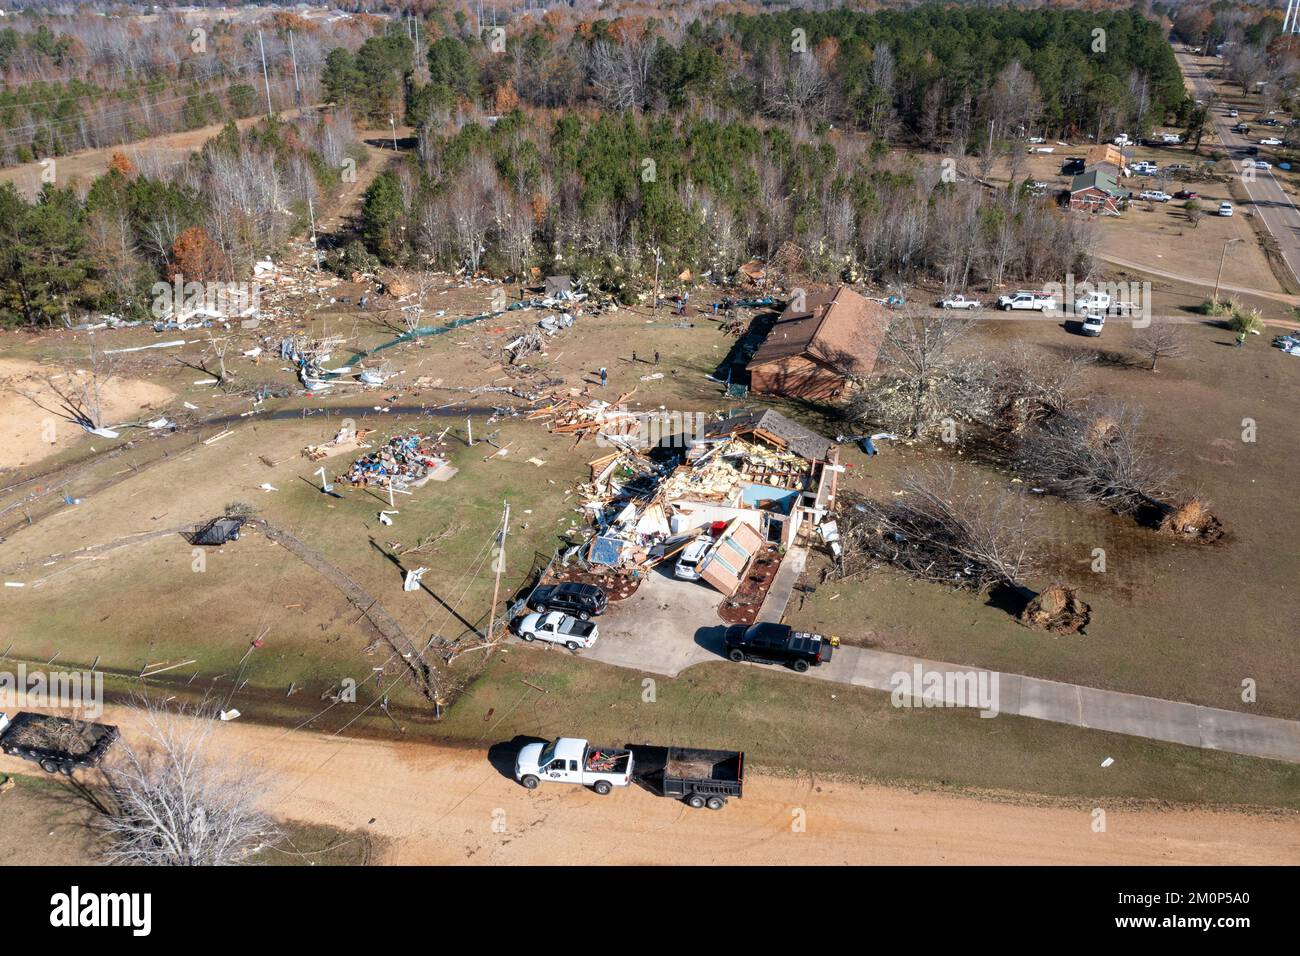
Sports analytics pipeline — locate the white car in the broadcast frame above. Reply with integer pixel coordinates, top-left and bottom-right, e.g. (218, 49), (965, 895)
(1159, 133), (1184, 144)
(1219, 201), (1234, 217)
(1259, 137), (1284, 146)
(1227, 108), (1239, 117)
(1248, 160), (1272, 169)
(939, 295), (982, 310)
(1027, 136), (1046, 144)
(1080, 313), (1105, 337)
(674, 537), (714, 581)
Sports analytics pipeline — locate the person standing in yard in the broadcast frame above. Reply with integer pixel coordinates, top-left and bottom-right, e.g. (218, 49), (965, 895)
(654, 350), (660, 366)
(1235, 330), (1246, 348)
(600, 367), (608, 387)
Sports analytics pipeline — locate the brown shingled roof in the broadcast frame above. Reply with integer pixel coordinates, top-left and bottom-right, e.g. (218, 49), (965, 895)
(747, 286), (890, 379)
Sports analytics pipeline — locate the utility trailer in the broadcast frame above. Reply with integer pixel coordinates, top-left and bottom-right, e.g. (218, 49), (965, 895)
(662, 747), (745, 810)
(0, 712), (120, 775)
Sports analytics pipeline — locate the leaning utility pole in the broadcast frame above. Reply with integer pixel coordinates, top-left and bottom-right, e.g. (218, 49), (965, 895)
(258, 30), (274, 117)
(288, 29), (302, 107)
(485, 501), (511, 643)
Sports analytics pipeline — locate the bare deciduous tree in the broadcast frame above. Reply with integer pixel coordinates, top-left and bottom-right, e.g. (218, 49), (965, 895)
(18, 341), (116, 433)
(97, 699), (276, 866)
(1133, 323), (1188, 371)
(847, 312), (981, 439)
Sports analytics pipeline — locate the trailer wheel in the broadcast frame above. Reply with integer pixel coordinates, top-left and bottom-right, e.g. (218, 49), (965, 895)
(706, 796), (726, 810)
(728, 649), (745, 662)
(521, 775), (540, 790)
(593, 780), (612, 795)
(792, 659), (809, 673)
(39, 758), (60, 774)
(686, 793), (706, 809)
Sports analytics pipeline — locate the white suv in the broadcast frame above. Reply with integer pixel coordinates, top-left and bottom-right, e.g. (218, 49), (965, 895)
(1219, 201), (1234, 217)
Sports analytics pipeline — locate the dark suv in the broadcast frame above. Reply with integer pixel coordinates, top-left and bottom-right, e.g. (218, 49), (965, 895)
(529, 582), (608, 620)
(722, 623), (833, 673)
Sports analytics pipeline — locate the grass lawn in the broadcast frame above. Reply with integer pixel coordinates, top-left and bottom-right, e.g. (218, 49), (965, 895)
(436, 647), (1300, 810)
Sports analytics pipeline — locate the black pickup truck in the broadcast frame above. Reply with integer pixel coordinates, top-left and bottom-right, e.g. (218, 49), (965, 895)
(723, 622), (833, 673)
(662, 747), (744, 810)
(0, 711), (120, 775)
(529, 582), (608, 620)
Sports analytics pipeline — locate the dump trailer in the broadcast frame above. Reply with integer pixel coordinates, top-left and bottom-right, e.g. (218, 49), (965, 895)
(662, 747), (744, 810)
(0, 712), (120, 776)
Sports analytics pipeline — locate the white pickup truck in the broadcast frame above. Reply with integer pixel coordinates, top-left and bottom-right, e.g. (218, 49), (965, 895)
(996, 290), (1057, 311)
(515, 737), (633, 794)
(515, 611), (598, 650)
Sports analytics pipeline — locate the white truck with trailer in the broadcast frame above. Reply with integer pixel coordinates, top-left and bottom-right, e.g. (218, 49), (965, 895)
(515, 737), (633, 794)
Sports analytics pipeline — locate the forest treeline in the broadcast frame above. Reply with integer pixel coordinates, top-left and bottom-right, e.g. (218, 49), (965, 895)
(0, 11), (375, 165)
(0, 112), (361, 327)
(344, 5), (1184, 297)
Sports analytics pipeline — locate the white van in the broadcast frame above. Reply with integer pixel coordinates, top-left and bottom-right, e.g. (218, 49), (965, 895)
(675, 538), (714, 581)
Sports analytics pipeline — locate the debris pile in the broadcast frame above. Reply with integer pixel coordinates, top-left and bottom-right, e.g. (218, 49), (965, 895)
(526, 388), (640, 448)
(339, 433), (454, 488)
(302, 425), (371, 461)
(1018, 584), (1090, 635)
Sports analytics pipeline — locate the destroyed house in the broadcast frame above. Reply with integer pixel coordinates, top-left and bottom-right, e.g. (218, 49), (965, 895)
(1068, 170), (1130, 214)
(746, 286), (889, 401)
(572, 409), (839, 596)
(659, 410), (838, 594)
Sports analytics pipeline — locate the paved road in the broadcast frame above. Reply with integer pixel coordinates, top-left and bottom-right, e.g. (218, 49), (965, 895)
(581, 576), (1300, 764)
(1096, 252), (1300, 309)
(1176, 48), (1300, 284)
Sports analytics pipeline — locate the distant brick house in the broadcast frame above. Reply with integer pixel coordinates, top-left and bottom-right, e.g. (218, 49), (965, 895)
(1083, 143), (1127, 176)
(746, 286), (890, 401)
(1068, 169), (1130, 214)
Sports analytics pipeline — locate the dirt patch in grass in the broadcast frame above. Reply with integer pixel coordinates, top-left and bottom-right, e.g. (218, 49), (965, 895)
(0, 358), (175, 471)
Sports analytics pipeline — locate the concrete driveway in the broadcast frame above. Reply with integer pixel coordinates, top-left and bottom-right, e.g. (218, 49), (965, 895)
(583, 565), (726, 675)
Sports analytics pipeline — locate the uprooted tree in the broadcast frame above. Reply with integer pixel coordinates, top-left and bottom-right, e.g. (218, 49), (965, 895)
(1016, 402), (1175, 514)
(95, 698), (276, 866)
(832, 465), (1042, 594)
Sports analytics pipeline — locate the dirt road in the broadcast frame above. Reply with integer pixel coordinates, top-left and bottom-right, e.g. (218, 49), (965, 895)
(6, 705), (1295, 865)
